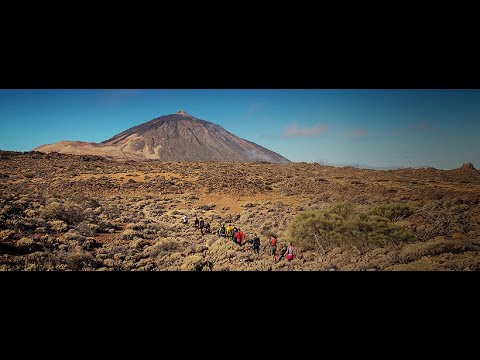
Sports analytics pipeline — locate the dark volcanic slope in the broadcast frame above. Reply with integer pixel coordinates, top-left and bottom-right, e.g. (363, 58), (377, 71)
(35, 110), (290, 163)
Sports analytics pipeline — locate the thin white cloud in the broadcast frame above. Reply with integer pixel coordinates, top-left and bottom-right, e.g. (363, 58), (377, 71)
(282, 123), (329, 138)
(347, 128), (368, 139)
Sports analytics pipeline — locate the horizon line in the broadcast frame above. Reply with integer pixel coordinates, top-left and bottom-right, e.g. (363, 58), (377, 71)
(0, 148), (475, 172)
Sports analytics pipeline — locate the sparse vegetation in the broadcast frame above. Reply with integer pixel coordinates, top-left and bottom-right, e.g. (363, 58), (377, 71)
(1, 150), (479, 271)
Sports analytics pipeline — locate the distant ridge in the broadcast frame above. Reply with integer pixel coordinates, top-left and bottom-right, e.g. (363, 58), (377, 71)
(458, 163), (477, 171)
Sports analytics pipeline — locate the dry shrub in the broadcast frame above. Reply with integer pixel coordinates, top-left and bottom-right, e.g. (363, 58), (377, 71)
(62, 201), (87, 225)
(66, 251), (97, 271)
(75, 221), (98, 237)
(82, 237), (98, 250)
(41, 197), (100, 225)
(48, 220), (68, 232)
(63, 229), (86, 242)
(41, 202), (63, 220)
(198, 204), (215, 211)
(129, 238), (149, 250)
(147, 203), (164, 216)
(0, 229), (15, 241)
(149, 239), (179, 257)
(7, 216), (46, 233)
(17, 237), (35, 248)
(103, 204), (122, 220)
(24, 209), (37, 217)
(180, 254), (204, 271)
(38, 234), (63, 248)
(126, 222), (145, 231)
(121, 229), (142, 240)
(70, 195), (101, 210)
(97, 220), (119, 233)
(223, 214), (240, 224)
(398, 237), (480, 263)
(41, 201), (84, 225)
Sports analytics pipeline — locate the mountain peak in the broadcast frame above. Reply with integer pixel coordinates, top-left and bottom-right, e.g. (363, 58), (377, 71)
(34, 111), (290, 163)
(176, 110), (192, 117)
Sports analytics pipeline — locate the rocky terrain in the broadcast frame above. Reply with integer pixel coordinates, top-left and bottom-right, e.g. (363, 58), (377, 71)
(1, 150), (479, 271)
(34, 110), (290, 163)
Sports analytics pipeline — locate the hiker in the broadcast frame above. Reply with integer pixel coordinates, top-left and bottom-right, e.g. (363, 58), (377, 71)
(286, 242), (295, 261)
(232, 226), (238, 243)
(205, 223), (211, 233)
(194, 217), (199, 229)
(270, 235), (278, 261)
(218, 224), (226, 237)
(199, 218), (205, 235)
(226, 224), (232, 237)
(182, 215), (188, 224)
(252, 233), (260, 255)
(235, 228), (245, 246)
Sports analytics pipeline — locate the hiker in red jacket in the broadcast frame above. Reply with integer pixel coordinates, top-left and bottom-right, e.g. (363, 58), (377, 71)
(235, 229), (245, 246)
(270, 235), (278, 261)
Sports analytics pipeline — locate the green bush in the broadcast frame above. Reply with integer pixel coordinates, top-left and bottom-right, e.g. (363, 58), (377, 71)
(287, 202), (415, 253)
(330, 202), (355, 220)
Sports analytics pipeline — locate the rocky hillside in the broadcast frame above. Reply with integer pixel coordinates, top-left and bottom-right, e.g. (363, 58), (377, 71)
(1, 151), (479, 271)
(34, 110), (290, 163)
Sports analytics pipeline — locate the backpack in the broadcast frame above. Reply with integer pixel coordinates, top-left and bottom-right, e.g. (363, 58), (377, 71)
(270, 237), (277, 246)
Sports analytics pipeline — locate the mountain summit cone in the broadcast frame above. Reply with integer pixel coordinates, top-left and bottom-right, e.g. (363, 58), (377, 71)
(34, 111), (290, 163)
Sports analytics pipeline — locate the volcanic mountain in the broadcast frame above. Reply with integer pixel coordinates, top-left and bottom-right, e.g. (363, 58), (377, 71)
(34, 110), (290, 163)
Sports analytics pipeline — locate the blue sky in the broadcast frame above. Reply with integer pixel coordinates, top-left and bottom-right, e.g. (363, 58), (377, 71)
(0, 89), (479, 169)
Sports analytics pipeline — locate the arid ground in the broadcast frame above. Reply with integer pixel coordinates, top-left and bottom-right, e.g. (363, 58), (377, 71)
(1, 150), (479, 271)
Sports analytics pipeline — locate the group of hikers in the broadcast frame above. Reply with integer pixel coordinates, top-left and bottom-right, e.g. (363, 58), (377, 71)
(183, 215), (211, 235)
(181, 215), (295, 261)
